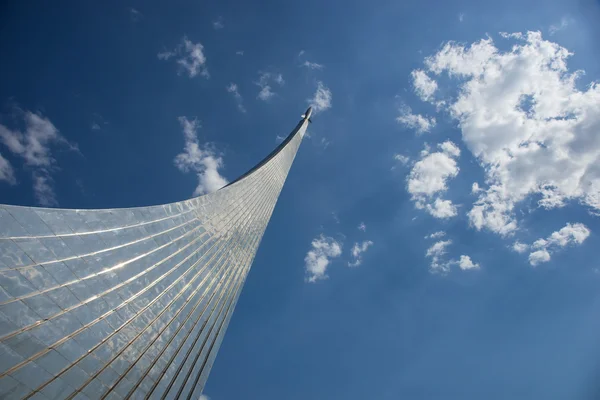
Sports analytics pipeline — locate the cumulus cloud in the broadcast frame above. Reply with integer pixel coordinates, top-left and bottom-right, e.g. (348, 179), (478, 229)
(407, 141), (460, 218)
(458, 255), (480, 270)
(0, 153), (15, 184)
(348, 240), (374, 267)
(358, 222), (366, 232)
(0, 110), (78, 206)
(526, 222), (590, 266)
(174, 117), (228, 196)
(512, 241), (529, 253)
(308, 81), (332, 113)
(416, 31), (600, 235)
(305, 235), (342, 282)
(226, 83), (246, 113)
(411, 70), (438, 101)
(396, 105), (435, 134)
(158, 36), (208, 78)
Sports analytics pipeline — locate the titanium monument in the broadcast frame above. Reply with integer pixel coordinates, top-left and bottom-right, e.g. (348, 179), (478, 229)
(0, 108), (311, 399)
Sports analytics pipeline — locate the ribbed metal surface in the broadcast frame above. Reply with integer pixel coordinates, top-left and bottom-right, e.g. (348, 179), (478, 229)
(0, 118), (307, 400)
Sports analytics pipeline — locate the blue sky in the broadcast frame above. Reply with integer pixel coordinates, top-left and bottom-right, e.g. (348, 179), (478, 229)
(2, 0), (600, 399)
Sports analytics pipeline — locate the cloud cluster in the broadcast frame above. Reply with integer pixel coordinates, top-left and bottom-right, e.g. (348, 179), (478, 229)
(158, 36), (208, 78)
(226, 83), (246, 113)
(425, 238), (480, 273)
(513, 222), (591, 266)
(407, 141), (460, 218)
(0, 110), (78, 206)
(308, 81), (332, 113)
(396, 105), (435, 134)
(348, 240), (374, 267)
(304, 235), (343, 282)
(174, 117), (228, 196)
(416, 31), (600, 236)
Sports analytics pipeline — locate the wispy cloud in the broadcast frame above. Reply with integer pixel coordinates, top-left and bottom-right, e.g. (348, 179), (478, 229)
(129, 7), (142, 22)
(305, 235), (343, 282)
(358, 222), (366, 232)
(302, 61), (324, 70)
(458, 13), (465, 22)
(425, 231), (446, 239)
(348, 240), (374, 267)
(213, 17), (224, 30)
(0, 153), (15, 184)
(174, 117), (228, 196)
(396, 105), (435, 134)
(425, 239), (479, 273)
(255, 72), (284, 101)
(158, 36), (209, 78)
(308, 81), (332, 113)
(0, 109), (79, 206)
(411, 70), (437, 102)
(236, 50), (244, 56)
(549, 16), (572, 35)
(226, 83), (246, 113)
(393, 154), (410, 165)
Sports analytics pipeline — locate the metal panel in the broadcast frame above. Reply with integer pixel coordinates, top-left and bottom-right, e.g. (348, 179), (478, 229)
(0, 116), (308, 399)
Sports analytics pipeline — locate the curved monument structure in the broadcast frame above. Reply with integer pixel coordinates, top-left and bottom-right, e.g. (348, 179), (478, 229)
(0, 110), (310, 399)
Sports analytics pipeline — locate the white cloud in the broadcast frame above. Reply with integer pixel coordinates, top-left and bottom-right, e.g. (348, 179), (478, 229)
(419, 31), (600, 235)
(275, 135), (285, 143)
(0, 110), (78, 206)
(393, 154), (410, 165)
(302, 61), (324, 70)
(526, 222), (590, 266)
(426, 198), (457, 219)
(471, 182), (482, 194)
(458, 255), (480, 270)
(0, 153), (15, 184)
(549, 16), (572, 35)
(174, 117), (228, 196)
(407, 141), (460, 218)
(358, 222), (366, 232)
(411, 70), (438, 101)
(274, 73), (285, 85)
(305, 235), (342, 282)
(236, 50), (244, 56)
(308, 81), (332, 113)
(213, 17), (224, 30)
(396, 105), (435, 134)
(529, 249), (551, 266)
(425, 231), (446, 239)
(158, 36), (208, 78)
(226, 83), (246, 113)
(512, 241), (529, 253)
(348, 240), (374, 267)
(458, 13), (465, 22)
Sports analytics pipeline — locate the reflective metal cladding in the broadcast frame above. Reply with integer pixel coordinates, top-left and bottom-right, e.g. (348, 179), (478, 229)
(0, 113), (309, 399)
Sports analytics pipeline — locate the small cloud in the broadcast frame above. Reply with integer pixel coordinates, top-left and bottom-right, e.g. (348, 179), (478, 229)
(91, 122), (101, 131)
(358, 222), (366, 232)
(255, 72), (283, 101)
(0, 153), (16, 185)
(158, 36), (209, 78)
(348, 240), (374, 267)
(425, 231), (446, 239)
(512, 241), (529, 253)
(298, 50), (305, 57)
(411, 70), (438, 102)
(302, 61), (324, 70)
(458, 255), (479, 270)
(426, 239), (453, 274)
(308, 81), (332, 113)
(305, 235), (343, 282)
(129, 7), (142, 22)
(393, 154), (410, 165)
(471, 182), (482, 194)
(213, 17), (224, 30)
(458, 13), (465, 22)
(396, 105), (436, 134)
(236, 50), (244, 56)
(275, 135), (285, 143)
(426, 198), (457, 219)
(274, 73), (285, 86)
(174, 116), (228, 196)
